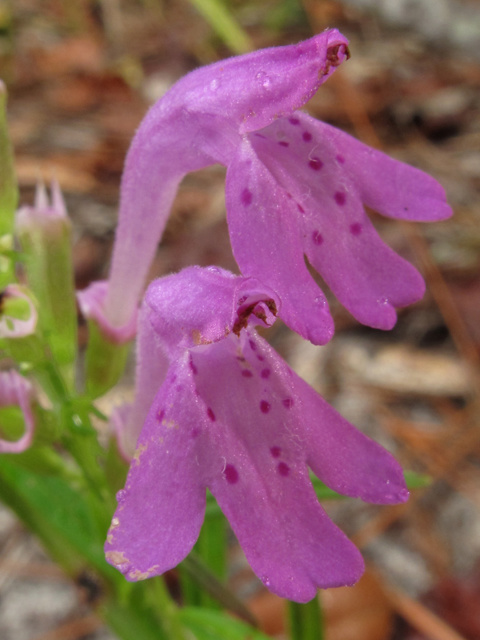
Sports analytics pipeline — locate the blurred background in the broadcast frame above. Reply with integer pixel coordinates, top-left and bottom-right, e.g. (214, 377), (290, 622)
(0, 0), (480, 638)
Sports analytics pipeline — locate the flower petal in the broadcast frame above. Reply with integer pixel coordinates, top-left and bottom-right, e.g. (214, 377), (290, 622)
(251, 120), (425, 330)
(105, 358), (206, 580)
(225, 139), (334, 345)
(192, 332), (364, 600)
(0, 371), (35, 453)
(299, 114), (452, 222)
(287, 369), (409, 505)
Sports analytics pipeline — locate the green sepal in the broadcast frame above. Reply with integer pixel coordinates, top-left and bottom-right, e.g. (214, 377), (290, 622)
(0, 82), (18, 237)
(85, 319), (131, 399)
(0, 82), (18, 287)
(16, 212), (77, 390)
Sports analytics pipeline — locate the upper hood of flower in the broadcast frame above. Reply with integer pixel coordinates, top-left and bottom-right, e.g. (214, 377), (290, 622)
(145, 266), (280, 358)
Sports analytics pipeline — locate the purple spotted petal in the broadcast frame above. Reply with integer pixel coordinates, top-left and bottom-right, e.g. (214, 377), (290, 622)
(300, 115), (452, 222)
(77, 281), (137, 344)
(105, 358), (206, 580)
(105, 31), (349, 328)
(225, 139), (334, 344)
(248, 116), (428, 330)
(0, 371), (35, 453)
(193, 331), (364, 600)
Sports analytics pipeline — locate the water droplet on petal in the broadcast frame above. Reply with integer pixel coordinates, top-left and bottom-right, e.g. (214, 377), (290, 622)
(255, 71), (271, 88)
(206, 266), (220, 273)
(116, 490), (127, 504)
(262, 575), (271, 586)
(209, 79), (219, 91)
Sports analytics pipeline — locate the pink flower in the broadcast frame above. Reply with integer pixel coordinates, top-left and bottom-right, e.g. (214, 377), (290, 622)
(104, 29), (451, 345)
(105, 267), (408, 602)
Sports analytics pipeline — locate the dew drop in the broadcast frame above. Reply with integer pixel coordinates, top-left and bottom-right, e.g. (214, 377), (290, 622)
(206, 266), (220, 273)
(209, 78), (219, 91)
(116, 489), (127, 504)
(255, 71), (271, 88)
(262, 575), (271, 586)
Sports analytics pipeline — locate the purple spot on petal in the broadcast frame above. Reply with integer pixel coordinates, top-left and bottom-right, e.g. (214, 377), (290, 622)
(261, 369), (271, 379)
(157, 408), (165, 422)
(302, 131), (312, 142)
(297, 203), (305, 213)
(257, 354), (265, 362)
(286, 192), (292, 199)
(207, 408), (216, 421)
(350, 222), (362, 236)
(334, 191), (346, 206)
(278, 462), (290, 477)
(270, 446), (282, 458)
(225, 464), (239, 484)
(249, 339), (257, 351)
(191, 428), (200, 438)
(242, 369), (253, 378)
(238, 295), (248, 305)
(171, 374), (177, 383)
(189, 360), (198, 375)
(254, 133), (267, 139)
(241, 188), (253, 206)
(278, 141), (289, 147)
(260, 400), (271, 414)
(282, 398), (294, 409)
(237, 356), (246, 362)
(289, 117), (300, 125)
(308, 157), (323, 171)
(336, 154), (345, 164)
(312, 230), (323, 245)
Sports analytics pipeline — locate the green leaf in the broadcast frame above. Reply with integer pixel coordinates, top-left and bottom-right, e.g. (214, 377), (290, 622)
(0, 454), (117, 581)
(180, 607), (270, 640)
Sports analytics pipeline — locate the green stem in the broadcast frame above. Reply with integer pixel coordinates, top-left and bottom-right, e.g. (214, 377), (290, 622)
(148, 577), (188, 640)
(288, 593), (324, 640)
